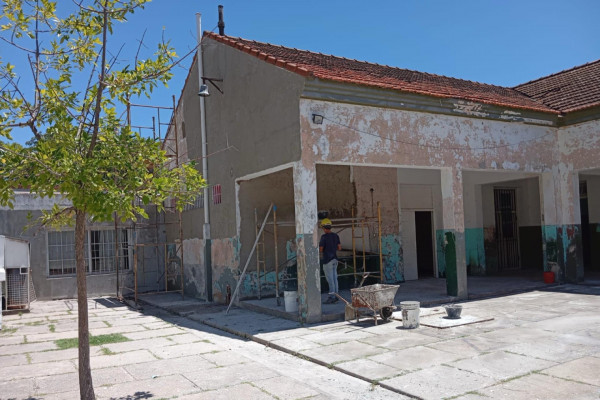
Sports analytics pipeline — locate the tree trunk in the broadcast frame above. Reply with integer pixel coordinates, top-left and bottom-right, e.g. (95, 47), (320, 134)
(75, 210), (95, 399)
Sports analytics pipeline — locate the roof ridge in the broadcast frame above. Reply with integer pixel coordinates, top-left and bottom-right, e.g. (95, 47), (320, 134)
(204, 32), (521, 91)
(513, 58), (600, 88)
(203, 31), (560, 114)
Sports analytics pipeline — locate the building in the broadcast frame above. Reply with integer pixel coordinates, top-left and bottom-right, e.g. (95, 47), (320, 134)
(164, 31), (600, 323)
(0, 191), (165, 301)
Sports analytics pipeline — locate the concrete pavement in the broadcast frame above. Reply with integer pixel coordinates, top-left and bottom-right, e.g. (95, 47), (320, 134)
(1, 283), (600, 399)
(143, 284), (600, 400)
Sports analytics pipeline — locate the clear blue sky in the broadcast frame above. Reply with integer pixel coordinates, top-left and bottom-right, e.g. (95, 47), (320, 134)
(124, 0), (600, 121)
(3, 0), (600, 141)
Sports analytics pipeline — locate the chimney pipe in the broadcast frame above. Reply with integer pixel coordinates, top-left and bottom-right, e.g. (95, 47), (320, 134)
(218, 5), (225, 35)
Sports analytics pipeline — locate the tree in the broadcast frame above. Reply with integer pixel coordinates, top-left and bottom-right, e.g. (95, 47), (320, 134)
(0, 1), (205, 398)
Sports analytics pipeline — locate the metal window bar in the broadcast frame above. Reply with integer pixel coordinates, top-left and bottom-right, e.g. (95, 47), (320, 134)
(494, 188), (520, 271)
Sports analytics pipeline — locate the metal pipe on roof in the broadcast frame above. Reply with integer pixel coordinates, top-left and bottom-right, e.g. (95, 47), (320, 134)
(218, 5), (225, 36)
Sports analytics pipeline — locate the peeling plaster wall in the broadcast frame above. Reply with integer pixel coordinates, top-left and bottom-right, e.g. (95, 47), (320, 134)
(300, 100), (556, 172)
(182, 237), (205, 299)
(559, 121), (600, 172)
(352, 166), (401, 281)
(163, 38), (306, 302)
(315, 164), (355, 220)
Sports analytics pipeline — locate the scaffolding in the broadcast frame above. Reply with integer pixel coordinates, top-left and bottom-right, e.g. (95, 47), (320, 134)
(253, 202), (386, 302)
(115, 95), (186, 304)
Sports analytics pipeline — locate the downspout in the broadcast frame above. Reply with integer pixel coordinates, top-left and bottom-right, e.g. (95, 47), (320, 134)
(196, 13), (212, 301)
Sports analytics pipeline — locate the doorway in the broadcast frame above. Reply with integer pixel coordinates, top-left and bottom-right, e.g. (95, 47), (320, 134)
(415, 211), (435, 277)
(579, 181), (592, 270)
(494, 188), (520, 271)
(401, 210), (435, 280)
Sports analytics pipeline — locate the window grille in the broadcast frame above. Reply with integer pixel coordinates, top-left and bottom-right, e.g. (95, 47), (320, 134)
(47, 229), (130, 276)
(212, 184), (222, 205)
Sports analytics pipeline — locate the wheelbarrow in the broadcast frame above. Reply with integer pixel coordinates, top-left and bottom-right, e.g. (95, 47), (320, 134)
(335, 283), (399, 325)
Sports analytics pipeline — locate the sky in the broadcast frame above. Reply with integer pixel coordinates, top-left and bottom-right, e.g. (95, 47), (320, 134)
(3, 0), (600, 142)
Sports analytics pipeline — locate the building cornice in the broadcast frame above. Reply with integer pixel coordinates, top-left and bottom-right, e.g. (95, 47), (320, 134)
(302, 79), (559, 127)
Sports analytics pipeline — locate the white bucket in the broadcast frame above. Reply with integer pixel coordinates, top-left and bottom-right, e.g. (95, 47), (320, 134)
(284, 291), (298, 313)
(400, 301), (420, 329)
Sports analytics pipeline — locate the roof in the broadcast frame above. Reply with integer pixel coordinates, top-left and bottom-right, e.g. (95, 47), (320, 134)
(514, 60), (600, 113)
(205, 32), (559, 114)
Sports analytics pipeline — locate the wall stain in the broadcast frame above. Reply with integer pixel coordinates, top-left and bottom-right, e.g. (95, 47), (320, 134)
(381, 234), (403, 282)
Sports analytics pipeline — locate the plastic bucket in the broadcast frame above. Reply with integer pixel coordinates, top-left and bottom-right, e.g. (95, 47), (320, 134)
(543, 271), (555, 284)
(284, 291), (298, 313)
(400, 301), (420, 329)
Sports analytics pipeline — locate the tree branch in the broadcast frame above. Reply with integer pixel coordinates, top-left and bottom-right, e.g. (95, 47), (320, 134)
(86, 1), (109, 158)
(0, 143), (62, 179)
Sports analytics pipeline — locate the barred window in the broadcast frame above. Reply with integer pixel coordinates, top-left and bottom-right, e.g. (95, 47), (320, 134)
(47, 229), (130, 276)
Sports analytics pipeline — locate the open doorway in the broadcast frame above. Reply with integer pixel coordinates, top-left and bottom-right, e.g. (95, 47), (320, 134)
(580, 181), (592, 270)
(494, 188), (520, 271)
(415, 211), (435, 277)
(401, 210), (435, 280)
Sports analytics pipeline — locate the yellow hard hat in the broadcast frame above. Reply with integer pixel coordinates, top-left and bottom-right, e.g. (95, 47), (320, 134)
(320, 218), (332, 227)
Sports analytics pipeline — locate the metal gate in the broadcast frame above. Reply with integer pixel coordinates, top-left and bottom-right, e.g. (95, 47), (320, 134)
(494, 188), (520, 271)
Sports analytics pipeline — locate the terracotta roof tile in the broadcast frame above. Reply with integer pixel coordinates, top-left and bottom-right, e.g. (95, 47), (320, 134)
(514, 60), (600, 113)
(206, 32), (558, 114)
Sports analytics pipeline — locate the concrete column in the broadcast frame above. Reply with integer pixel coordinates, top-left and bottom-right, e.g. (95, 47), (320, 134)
(540, 165), (583, 282)
(440, 167), (467, 298)
(293, 161), (321, 323)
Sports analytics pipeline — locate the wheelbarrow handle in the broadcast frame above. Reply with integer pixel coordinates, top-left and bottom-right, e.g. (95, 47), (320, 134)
(358, 272), (370, 288)
(334, 292), (351, 305)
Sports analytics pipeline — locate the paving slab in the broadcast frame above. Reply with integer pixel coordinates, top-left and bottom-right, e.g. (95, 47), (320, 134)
(29, 347), (80, 363)
(200, 349), (253, 367)
(269, 335), (324, 352)
(121, 325), (185, 340)
(0, 359), (76, 379)
(87, 349), (157, 369)
(149, 340), (223, 359)
(418, 314), (494, 328)
(502, 336), (595, 362)
(0, 353), (28, 367)
(124, 354), (216, 380)
(369, 345), (464, 371)
(542, 355), (600, 386)
(358, 330), (441, 350)
(380, 365), (496, 400)
(476, 371), (600, 400)
(166, 332), (208, 344)
(335, 358), (403, 381)
(252, 375), (322, 399)
(176, 382), (276, 400)
(0, 340), (57, 355)
(102, 336), (173, 353)
(450, 350), (556, 380)
(0, 376), (35, 399)
(300, 327), (377, 345)
(183, 361), (280, 391)
(34, 366), (135, 396)
(300, 340), (387, 364)
(94, 372), (200, 400)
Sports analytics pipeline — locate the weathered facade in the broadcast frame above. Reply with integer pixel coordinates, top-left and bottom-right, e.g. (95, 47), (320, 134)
(165, 32), (600, 322)
(0, 191), (152, 300)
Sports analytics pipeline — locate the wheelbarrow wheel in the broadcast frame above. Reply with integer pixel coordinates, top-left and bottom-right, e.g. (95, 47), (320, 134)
(381, 306), (394, 321)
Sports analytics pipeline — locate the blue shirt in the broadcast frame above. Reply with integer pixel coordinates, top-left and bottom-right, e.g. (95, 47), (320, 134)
(319, 232), (340, 264)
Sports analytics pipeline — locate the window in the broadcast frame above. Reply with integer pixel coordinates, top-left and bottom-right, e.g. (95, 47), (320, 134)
(212, 184), (222, 205)
(47, 229), (130, 276)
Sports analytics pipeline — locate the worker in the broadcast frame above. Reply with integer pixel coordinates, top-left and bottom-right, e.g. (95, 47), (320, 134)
(319, 218), (341, 304)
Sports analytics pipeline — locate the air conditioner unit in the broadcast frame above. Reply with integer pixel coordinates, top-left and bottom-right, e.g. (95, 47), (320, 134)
(0, 236), (33, 316)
